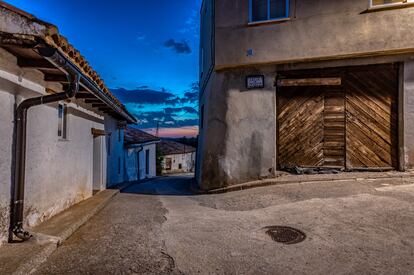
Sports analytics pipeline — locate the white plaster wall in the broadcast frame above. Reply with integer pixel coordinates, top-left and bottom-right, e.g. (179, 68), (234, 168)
(24, 104), (104, 227)
(138, 144), (157, 179)
(104, 116), (124, 187)
(0, 88), (15, 244)
(0, 48), (105, 244)
(163, 152), (196, 174)
(124, 143), (156, 181)
(124, 147), (139, 182)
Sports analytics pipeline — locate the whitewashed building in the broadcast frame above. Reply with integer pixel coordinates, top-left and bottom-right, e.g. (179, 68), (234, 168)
(158, 140), (196, 174)
(124, 128), (159, 181)
(0, 3), (136, 244)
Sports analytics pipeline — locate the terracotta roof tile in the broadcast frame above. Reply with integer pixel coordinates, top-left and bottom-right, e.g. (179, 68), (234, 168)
(157, 140), (196, 156)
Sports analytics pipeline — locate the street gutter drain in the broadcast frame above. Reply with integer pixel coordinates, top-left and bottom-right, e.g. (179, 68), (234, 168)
(264, 226), (306, 244)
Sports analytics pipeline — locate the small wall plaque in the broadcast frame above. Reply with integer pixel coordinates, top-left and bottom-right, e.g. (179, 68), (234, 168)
(246, 75), (264, 89)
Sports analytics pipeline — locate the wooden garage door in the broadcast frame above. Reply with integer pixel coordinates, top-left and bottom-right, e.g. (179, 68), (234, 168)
(277, 64), (398, 170)
(277, 86), (325, 168)
(345, 66), (399, 169)
(277, 83), (345, 169)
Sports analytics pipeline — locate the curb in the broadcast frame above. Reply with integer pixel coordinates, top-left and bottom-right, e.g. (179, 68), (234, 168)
(11, 189), (119, 275)
(207, 173), (414, 194)
(53, 189), (119, 244)
(13, 243), (57, 275)
(112, 177), (164, 193)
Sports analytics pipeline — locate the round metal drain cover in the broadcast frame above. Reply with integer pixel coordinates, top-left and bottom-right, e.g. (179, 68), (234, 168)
(264, 226), (306, 244)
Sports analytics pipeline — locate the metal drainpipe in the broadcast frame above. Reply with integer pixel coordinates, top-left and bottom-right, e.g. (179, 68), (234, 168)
(9, 48), (81, 242)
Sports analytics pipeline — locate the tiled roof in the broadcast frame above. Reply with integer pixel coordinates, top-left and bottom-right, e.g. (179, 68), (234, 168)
(0, 1), (126, 113)
(124, 128), (160, 145)
(157, 140), (196, 156)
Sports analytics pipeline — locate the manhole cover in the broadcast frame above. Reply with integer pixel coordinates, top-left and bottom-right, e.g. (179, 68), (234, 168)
(264, 226), (306, 244)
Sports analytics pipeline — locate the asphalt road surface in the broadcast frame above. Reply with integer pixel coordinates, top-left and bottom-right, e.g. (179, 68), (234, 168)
(35, 174), (414, 274)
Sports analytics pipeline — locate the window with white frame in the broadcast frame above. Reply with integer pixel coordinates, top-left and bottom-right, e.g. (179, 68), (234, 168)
(370, 0), (414, 7)
(58, 104), (67, 139)
(249, 0), (289, 23)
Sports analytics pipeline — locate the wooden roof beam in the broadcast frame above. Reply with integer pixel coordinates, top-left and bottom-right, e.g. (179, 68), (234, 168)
(84, 99), (101, 104)
(44, 73), (68, 82)
(18, 58), (55, 69)
(62, 83), (88, 92)
(92, 103), (107, 108)
(75, 93), (96, 99)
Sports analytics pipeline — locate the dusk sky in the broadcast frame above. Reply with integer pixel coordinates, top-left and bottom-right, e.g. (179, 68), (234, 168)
(6, 0), (202, 138)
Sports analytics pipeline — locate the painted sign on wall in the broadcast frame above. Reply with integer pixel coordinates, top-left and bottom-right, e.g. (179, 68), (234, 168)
(246, 75), (264, 89)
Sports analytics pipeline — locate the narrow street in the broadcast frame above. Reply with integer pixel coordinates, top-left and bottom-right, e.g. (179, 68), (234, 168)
(34, 175), (414, 274)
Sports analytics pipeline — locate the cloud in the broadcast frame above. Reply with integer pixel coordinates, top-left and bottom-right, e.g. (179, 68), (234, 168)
(111, 87), (176, 105)
(164, 107), (198, 115)
(182, 82), (199, 103)
(182, 107), (198, 114)
(178, 9), (200, 39)
(183, 91), (198, 103)
(112, 86), (199, 107)
(163, 39), (192, 54)
(111, 83), (199, 133)
(134, 109), (198, 128)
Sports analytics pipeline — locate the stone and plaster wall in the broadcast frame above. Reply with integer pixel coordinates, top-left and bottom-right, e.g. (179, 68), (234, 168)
(0, 48), (104, 244)
(197, 56), (414, 190)
(199, 0), (214, 90)
(403, 61), (414, 169)
(162, 152), (196, 174)
(215, 0), (414, 69)
(104, 116), (124, 187)
(197, 0), (414, 191)
(198, 67), (277, 190)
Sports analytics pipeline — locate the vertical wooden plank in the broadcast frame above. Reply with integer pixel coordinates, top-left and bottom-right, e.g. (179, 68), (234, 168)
(323, 87), (345, 167)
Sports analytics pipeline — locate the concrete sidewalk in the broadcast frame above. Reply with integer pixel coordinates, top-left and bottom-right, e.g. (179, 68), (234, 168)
(0, 189), (118, 275)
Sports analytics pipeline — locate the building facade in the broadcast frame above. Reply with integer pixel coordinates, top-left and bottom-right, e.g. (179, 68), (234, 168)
(159, 140), (196, 174)
(0, 3), (136, 244)
(197, 0), (414, 190)
(105, 116), (126, 187)
(124, 128), (159, 181)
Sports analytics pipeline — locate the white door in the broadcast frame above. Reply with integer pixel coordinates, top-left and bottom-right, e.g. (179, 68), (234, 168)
(93, 136), (106, 191)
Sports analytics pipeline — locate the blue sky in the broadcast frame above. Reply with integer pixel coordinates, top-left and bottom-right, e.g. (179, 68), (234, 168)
(6, 0), (202, 137)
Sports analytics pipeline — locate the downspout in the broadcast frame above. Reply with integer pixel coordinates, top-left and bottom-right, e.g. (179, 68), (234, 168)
(9, 48), (80, 241)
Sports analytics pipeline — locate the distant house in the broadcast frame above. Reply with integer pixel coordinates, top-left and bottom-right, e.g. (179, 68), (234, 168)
(0, 3), (136, 243)
(158, 140), (196, 174)
(124, 128), (160, 181)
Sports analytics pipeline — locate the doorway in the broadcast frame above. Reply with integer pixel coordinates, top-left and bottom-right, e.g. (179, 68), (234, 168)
(93, 135), (107, 192)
